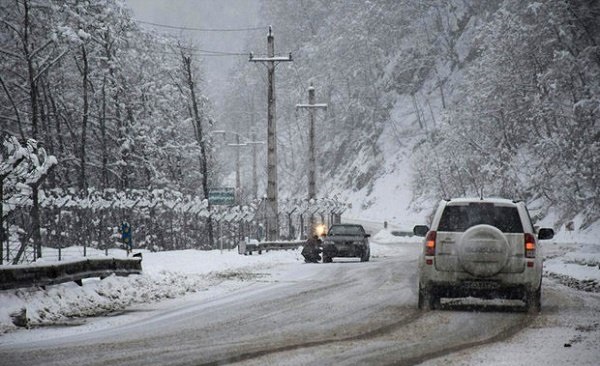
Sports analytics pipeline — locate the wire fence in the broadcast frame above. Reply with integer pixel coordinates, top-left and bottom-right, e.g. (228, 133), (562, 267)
(1, 188), (347, 265)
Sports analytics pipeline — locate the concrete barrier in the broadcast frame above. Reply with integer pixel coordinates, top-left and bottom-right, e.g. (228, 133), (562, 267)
(0, 258), (142, 290)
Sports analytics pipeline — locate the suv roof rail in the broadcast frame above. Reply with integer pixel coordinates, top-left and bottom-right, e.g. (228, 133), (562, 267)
(512, 199), (523, 203)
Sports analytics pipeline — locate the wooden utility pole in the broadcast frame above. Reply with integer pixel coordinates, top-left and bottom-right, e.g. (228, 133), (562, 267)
(235, 134), (242, 202)
(215, 130), (264, 204)
(241, 133), (264, 201)
(296, 83), (328, 200)
(249, 26), (292, 240)
(251, 131), (258, 199)
(227, 134), (245, 204)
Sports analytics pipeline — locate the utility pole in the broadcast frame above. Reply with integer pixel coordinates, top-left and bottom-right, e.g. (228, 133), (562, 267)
(227, 134), (244, 204)
(239, 134), (264, 202)
(296, 83), (328, 200)
(215, 129), (264, 204)
(249, 26), (292, 240)
(251, 131), (259, 200)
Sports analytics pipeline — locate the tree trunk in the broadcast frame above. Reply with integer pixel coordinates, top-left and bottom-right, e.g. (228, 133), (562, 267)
(0, 178), (4, 265)
(182, 55), (214, 248)
(32, 184), (42, 259)
(0, 74), (25, 140)
(48, 85), (66, 185)
(79, 44), (89, 190)
(100, 76), (109, 188)
(23, 0), (39, 139)
(40, 80), (57, 186)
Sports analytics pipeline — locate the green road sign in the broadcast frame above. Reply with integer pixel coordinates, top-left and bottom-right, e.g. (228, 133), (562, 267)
(209, 187), (235, 205)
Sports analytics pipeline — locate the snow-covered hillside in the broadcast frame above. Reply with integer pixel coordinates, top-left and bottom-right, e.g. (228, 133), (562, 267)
(220, 0), (600, 230)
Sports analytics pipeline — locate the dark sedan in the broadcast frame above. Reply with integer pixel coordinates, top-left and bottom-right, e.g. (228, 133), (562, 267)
(322, 224), (370, 263)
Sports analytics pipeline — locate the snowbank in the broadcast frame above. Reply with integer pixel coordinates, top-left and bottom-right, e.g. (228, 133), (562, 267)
(0, 247), (303, 334)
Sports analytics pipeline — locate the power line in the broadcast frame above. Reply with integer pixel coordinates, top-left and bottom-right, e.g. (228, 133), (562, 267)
(177, 48), (246, 56)
(147, 41), (250, 56)
(134, 19), (264, 32)
(151, 50), (247, 57)
(171, 45), (245, 55)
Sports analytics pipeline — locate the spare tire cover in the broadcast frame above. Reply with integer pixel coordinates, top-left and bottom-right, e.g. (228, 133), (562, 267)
(458, 224), (509, 277)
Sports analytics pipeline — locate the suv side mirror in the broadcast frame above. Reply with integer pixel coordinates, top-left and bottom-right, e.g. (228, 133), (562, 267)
(537, 228), (554, 240)
(365, 233), (371, 238)
(413, 225), (429, 237)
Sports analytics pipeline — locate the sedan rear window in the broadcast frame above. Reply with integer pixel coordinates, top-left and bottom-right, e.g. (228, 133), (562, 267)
(328, 226), (365, 236)
(438, 203), (523, 233)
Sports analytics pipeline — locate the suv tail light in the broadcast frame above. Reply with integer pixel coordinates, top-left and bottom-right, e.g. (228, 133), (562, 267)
(524, 233), (536, 258)
(425, 231), (436, 256)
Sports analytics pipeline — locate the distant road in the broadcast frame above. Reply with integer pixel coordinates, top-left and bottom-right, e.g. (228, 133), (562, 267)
(342, 217), (400, 235)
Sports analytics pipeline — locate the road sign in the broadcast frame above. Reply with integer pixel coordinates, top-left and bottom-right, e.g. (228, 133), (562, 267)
(209, 187), (235, 205)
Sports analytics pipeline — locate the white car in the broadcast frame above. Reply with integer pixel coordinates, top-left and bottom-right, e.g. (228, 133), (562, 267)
(413, 198), (554, 312)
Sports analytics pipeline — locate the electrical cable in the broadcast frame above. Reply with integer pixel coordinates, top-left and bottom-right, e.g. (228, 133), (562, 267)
(134, 19), (264, 32)
(148, 49), (248, 57)
(168, 45), (246, 55)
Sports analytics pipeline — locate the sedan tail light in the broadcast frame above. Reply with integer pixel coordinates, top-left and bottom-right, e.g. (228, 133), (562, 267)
(524, 233), (536, 258)
(425, 231), (436, 256)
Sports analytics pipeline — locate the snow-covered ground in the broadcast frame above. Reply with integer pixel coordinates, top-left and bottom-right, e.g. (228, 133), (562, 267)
(0, 246), (301, 334)
(1, 227), (599, 365)
(0, 238), (410, 334)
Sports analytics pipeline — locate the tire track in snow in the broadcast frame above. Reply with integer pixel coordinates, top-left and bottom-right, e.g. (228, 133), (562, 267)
(387, 313), (535, 366)
(201, 308), (535, 366)
(198, 308), (426, 366)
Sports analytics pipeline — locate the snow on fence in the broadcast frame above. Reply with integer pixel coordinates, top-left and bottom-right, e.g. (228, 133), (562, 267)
(2, 188), (347, 264)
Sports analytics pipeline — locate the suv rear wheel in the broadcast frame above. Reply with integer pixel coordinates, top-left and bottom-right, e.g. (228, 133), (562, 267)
(418, 285), (440, 310)
(525, 286), (541, 313)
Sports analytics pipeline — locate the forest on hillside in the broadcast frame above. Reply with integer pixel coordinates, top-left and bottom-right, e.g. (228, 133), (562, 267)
(222, 0), (599, 226)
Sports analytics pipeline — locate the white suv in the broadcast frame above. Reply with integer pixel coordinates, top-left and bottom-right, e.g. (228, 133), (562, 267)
(413, 198), (554, 312)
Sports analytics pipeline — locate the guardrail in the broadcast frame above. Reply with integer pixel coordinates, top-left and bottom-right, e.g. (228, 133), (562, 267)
(0, 257), (142, 290)
(238, 240), (304, 255)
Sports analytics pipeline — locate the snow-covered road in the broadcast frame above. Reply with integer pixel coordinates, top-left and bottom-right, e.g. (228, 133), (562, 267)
(3, 235), (597, 366)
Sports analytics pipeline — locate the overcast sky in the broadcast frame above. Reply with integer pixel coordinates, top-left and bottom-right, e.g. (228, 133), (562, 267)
(125, 0), (261, 110)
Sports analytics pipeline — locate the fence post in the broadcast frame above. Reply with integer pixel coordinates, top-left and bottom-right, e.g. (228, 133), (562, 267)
(219, 220), (223, 253)
(0, 217), (4, 265)
(238, 219), (243, 251)
(5, 219), (9, 263)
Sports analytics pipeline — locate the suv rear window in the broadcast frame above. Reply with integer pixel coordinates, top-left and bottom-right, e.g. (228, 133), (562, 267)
(438, 203), (523, 233)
